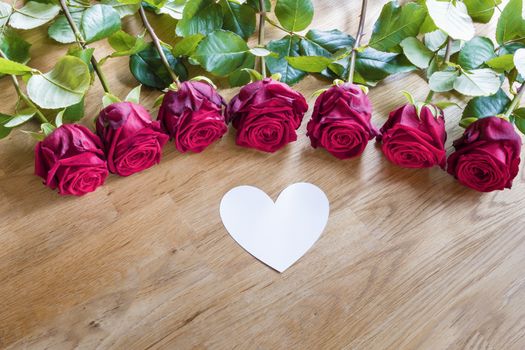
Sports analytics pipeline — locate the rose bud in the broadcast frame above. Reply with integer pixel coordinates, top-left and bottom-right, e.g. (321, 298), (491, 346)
(96, 102), (168, 177)
(34, 124), (108, 196)
(226, 78), (308, 153)
(378, 103), (447, 168)
(447, 116), (522, 192)
(157, 81), (227, 153)
(306, 83), (378, 159)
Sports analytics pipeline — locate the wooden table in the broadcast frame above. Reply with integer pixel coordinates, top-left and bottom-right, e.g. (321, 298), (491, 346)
(1, 1), (525, 349)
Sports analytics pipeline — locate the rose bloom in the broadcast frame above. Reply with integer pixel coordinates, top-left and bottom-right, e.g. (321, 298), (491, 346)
(378, 103), (447, 168)
(96, 102), (168, 177)
(34, 124), (108, 196)
(306, 83), (378, 159)
(226, 78), (308, 153)
(447, 116), (522, 192)
(158, 81), (227, 153)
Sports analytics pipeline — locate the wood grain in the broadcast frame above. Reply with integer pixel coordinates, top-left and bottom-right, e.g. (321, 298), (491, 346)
(1, 1), (525, 349)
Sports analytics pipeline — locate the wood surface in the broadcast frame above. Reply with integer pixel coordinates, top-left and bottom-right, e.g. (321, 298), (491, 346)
(1, 1), (525, 349)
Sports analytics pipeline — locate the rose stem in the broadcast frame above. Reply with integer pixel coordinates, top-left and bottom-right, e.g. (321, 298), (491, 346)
(58, 0), (111, 94)
(424, 37), (453, 103)
(347, 0), (367, 84)
(0, 48), (49, 124)
(258, 0), (267, 77)
(139, 6), (180, 85)
(504, 84), (525, 118)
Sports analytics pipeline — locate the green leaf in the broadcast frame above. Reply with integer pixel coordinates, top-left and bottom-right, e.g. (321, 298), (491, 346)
(125, 85), (141, 103)
(156, 0), (186, 19)
(0, 113), (12, 139)
(172, 34), (204, 57)
(10, 2), (60, 30)
(189, 75), (216, 88)
(249, 47), (273, 57)
(426, 0), (475, 41)
(176, 0), (223, 37)
(54, 109), (64, 127)
(400, 37), (434, 69)
(62, 98), (85, 122)
(228, 53), (255, 87)
(242, 68), (264, 82)
(514, 48), (525, 76)
(102, 0), (140, 17)
(496, 0), (525, 45)
(102, 93), (121, 108)
(464, 0), (502, 23)
(298, 37), (333, 78)
(305, 29), (354, 53)
(429, 70), (459, 92)
(486, 54), (515, 71)
(266, 35), (306, 85)
(513, 108), (525, 134)
(20, 129), (45, 141)
(274, 0), (314, 32)
(0, 2), (12, 27)
(41, 122), (56, 136)
(0, 58), (33, 75)
(457, 37), (495, 70)
(2, 108), (35, 128)
(67, 47), (95, 68)
(246, 0), (271, 12)
(369, 1), (426, 52)
(285, 56), (332, 73)
(107, 30), (148, 57)
(424, 30), (447, 52)
(27, 55), (91, 109)
(220, 0), (256, 40)
(130, 44), (188, 89)
(143, 0), (168, 8)
(462, 89), (511, 121)
(329, 48), (416, 86)
(401, 90), (416, 105)
(0, 30), (31, 65)
(48, 5), (121, 44)
(193, 30), (249, 76)
(454, 69), (502, 96)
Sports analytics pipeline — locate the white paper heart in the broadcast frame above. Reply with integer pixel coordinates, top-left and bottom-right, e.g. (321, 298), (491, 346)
(220, 183), (329, 272)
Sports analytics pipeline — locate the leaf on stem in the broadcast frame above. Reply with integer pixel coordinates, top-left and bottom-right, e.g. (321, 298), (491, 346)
(266, 35), (306, 85)
(220, 0), (256, 40)
(27, 56), (91, 109)
(0, 58), (33, 75)
(496, 0), (525, 45)
(457, 36), (495, 70)
(369, 1), (426, 52)
(130, 44), (188, 89)
(274, 0), (314, 32)
(462, 89), (511, 121)
(176, 0), (223, 37)
(453, 69), (502, 96)
(426, 0), (475, 41)
(10, 2), (60, 30)
(400, 37), (434, 69)
(48, 4), (121, 44)
(193, 30), (250, 76)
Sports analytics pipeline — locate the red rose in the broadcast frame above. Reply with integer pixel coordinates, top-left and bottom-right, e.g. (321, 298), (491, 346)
(447, 117), (521, 192)
(306, 83), (377, 159)
(34, 124), (108, 196)
(378, 104), (447, 168)
(158, 81), (227, 152)
(96, 102), (168, 177)
(226, 78), (308, 153)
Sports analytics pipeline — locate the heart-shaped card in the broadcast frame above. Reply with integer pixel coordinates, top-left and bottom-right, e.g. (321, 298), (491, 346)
(220, 183), (329, 272)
